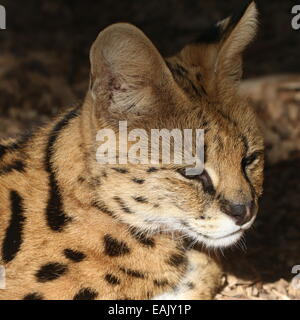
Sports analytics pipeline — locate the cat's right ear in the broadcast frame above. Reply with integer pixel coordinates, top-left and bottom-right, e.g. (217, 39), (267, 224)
(177, 1), (258, 97)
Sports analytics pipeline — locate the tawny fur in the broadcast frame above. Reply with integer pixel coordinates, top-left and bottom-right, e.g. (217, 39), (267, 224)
(0, 1), (263, 300)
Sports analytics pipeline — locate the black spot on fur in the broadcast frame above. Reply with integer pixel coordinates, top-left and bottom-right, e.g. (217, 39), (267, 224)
(0, 133), (31, 160)
(129, 228), (155, 248)
(187, 282), (195, 289)
(114, 196), (133, 214)
(63, 248), (86, 262)
(0, 144), (8, 159)
(147, 167), (158, 173)
(186, 78), (203, 96)
(132, 178), (144, 184)
(77, 176), (85, 183)
(167, 253), (187, 267)
(103, 235), (130, 257)
(73, 288), (98, 300)
(2, 190), (26, 263)
(0, 145), (6, 159)
(23, 292), (43, 300)
(166, 62), (188, 78)
(153, 279), (169, 287)
(146, 292), (153, 299)
(132, 196), (148, 203)
(35, 262), (68, 282)
(87, 176), (102, 188)
(92, 200), (116, 218)
(45, 109), (79, 232)
(0, 160), (25, 175)
(105, 274), (121, 286)
(196, 72), (203, 82)
(182, 238), (195, 250)
(120, 267), (145, 279)
(112, 167), (129, 174)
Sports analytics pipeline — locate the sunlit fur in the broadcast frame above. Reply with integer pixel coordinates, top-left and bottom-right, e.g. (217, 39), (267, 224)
(0, 2), (263, 300)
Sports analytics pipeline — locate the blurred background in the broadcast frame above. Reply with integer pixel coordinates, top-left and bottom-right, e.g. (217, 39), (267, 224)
(0, 0), (299, 299)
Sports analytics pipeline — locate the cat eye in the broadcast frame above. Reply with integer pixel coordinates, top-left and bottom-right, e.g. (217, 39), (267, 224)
(177, 168), (200, 180)
(242, 151), (262, 167)
(177, 168), (215, 195)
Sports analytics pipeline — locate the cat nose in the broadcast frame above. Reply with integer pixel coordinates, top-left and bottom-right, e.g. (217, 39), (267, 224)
(221, 201), (255, 226)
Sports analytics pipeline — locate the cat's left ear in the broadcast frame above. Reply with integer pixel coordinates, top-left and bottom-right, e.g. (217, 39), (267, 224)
(177, 1), (258, 96)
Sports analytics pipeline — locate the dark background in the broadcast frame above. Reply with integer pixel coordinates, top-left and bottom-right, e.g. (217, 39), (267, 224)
(0, 0), (299, 299)
(1, 0), (300, 83)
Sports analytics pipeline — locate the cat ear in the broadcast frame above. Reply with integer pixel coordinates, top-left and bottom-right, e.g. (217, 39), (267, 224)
(89, 23), (178, 117)
(177, 1), (258, 97)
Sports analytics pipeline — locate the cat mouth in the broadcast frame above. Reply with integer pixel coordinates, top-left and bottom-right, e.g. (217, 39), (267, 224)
(181, 224), (244, 248)
(181, 222), (242, 240)
(198, 230), (243, 248)
(193, 229), (243, 240)
(205, 229), (243, 240)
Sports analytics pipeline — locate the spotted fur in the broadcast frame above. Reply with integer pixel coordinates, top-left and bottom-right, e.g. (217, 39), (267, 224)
(0, 2), (263, 300)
